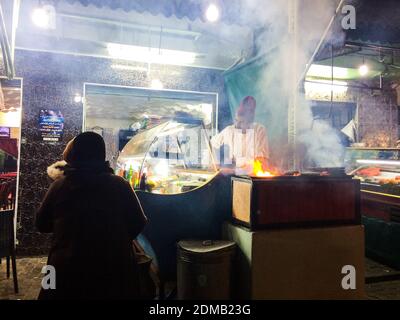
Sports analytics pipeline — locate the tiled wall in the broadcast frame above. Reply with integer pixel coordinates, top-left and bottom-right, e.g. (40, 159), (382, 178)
(312, 86), (399, 147)
(12, 50), (228, 255)
(356, 90), (399, 147)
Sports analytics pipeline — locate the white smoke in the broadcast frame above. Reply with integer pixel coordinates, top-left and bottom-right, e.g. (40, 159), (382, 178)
(240, 0), (346, 169)
(296, 95), (345, 167)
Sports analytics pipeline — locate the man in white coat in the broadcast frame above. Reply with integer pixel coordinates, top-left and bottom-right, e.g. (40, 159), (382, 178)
(211, 96), (270, 174)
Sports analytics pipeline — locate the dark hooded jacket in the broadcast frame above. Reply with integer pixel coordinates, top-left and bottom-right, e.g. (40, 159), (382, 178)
(36, 132), (147, 300)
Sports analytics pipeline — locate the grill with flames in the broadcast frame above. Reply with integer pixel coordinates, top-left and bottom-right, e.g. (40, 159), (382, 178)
(252, 159), (276, 177)
(232, 164), (361, 230)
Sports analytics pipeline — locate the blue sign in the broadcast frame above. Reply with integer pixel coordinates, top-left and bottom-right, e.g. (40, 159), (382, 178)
(39, 110), (64, 142)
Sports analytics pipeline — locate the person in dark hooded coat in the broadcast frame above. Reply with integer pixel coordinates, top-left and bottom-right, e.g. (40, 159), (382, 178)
(36, 132), (147, 300)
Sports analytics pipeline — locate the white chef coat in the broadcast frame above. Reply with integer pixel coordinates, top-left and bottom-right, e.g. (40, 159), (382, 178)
(211, 123), (269, 168)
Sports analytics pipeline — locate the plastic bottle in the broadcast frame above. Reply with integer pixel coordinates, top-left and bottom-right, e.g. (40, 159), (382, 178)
(127, 165), (133, 184)
(139, 173), (147, 191)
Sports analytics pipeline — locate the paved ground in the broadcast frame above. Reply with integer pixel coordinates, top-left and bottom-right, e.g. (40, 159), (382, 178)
(1, 256), (400, 300)
(365, 258), (400, 281)
(367, 281), (400, 300)
(0, 256), (47, 300)
(365, 258), (400, 300)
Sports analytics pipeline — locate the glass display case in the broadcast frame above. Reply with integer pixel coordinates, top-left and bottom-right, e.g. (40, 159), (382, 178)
(116, 117), (230, 279)
(345, 147), (400, 196)
(116, 117), (218, 194)
(345, 150), (400, 269)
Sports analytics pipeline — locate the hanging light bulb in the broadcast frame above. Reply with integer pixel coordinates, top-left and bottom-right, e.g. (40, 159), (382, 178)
(359, 64), (369, 76)
(205, 3), (220, 22)
(359, 57), (369, 76)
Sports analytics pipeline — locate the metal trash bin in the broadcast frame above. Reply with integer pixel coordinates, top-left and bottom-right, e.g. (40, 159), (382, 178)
(177, 240), (236, 300)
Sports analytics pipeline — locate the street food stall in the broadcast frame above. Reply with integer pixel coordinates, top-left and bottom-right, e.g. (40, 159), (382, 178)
(117, 115), (363, 282)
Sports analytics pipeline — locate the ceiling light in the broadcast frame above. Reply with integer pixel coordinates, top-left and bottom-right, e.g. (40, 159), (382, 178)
(359, 64), (369, 76)
(74, 94), (82, 103)
(307, 64), (349, 79)
(107, 43), (196, 66)
(206, 4), (220, 22)
(356, 159), (400, 166)
(151, 79), (164, 90)
(31, 5), (55, 29)
(32, 8), (50, 28)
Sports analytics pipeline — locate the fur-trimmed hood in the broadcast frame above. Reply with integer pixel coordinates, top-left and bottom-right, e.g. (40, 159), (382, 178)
(47, 161), (67, 180)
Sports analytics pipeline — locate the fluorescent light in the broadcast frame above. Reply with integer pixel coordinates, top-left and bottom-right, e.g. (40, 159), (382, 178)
(356, 159), (400, 166)
(305, 80), (348, 95)
(307, 64), (349, 79)
(107, 43), (196, 66)
(111, 64), (148, 72)
(150, 79), (164, 90)
(206, 4), (220, 22)
(359, 64), (369, 76)
(32, 8), (50, 28)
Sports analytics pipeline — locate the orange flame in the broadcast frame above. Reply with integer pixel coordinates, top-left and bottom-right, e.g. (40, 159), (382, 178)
(253, 159), (275, 177)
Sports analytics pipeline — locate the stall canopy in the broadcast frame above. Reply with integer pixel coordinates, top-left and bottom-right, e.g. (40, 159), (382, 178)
(65, 0), (400, 41)
(16, 0), (254, 70)
(65, 0), (246, 25)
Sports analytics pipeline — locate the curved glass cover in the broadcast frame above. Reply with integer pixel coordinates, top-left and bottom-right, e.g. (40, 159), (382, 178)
(116, 118), (217, 194)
